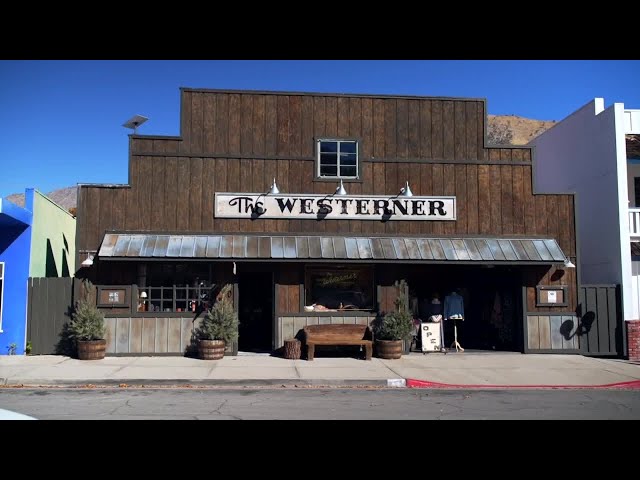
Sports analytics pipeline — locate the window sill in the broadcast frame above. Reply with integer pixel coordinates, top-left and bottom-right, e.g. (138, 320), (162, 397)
(313, 177), (363, 183)
(105, 312), (202, 318)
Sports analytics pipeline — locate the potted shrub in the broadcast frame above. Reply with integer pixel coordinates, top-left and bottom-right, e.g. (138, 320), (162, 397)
(195, 284), (239, 360)
(374, 279), (414, 359)
(68, 279), (107, 360)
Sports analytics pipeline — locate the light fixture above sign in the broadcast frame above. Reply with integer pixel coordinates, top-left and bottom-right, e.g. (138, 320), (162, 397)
(334, 179), (348, 196)
(399, 181), (413, 197)
(268, 178), (280, 195)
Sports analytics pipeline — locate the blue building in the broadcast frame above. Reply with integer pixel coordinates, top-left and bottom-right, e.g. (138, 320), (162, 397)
(0, 195), (32, 355)
(0, 189), (76, 355)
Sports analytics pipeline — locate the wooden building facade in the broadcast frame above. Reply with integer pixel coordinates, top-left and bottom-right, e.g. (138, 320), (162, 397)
(75, 88), (579, 356)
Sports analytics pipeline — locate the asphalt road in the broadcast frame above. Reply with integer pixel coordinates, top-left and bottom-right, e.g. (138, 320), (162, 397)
(1, 387), (639, 420)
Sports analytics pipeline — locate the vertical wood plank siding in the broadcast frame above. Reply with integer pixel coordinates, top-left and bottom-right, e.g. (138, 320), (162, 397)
(526, 314), (579, 351)
(101, 317), (204, 355)
(76, 91), (577, 315)
(576, 285), (622, 356)
(27, 277), (74, 355)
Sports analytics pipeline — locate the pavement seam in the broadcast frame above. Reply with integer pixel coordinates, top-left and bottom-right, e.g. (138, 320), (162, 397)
(600, 368), (640, 381)
(109, 364), (131, 376)
(590, 357), (640, 370)
(379, 359), (408, 385)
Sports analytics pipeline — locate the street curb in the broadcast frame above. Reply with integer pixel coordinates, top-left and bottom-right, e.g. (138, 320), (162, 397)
(406, 378), (640, 390)
(1, 378), (404, 388)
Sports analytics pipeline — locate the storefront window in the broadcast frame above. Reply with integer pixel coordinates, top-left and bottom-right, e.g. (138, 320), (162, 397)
(141, 263), (216, 313)
(305, 266), (374, 311)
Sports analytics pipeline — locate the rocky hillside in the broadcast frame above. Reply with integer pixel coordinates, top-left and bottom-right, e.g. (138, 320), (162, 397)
(6, 186), (76, 212)
(3, 115), (554, 211)
(487, 114), (556, 145)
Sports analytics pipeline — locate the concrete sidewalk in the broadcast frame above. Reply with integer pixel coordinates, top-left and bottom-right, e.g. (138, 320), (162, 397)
(1, 351), (640, 389)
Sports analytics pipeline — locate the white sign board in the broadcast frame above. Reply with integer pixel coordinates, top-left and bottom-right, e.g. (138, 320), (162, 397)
(547, 290), (557, 303)
(421, 322), (443, 352)
(214, 193), (456, 221)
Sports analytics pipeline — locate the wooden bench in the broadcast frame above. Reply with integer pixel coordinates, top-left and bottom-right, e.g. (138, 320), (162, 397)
(303, 324), (373, 361)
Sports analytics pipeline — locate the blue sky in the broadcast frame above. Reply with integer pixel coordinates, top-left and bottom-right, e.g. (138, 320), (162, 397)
(1, 60), (639, 198)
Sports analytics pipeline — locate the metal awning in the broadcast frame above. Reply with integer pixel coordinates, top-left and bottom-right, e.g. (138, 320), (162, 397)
(98, 233), (569, 264)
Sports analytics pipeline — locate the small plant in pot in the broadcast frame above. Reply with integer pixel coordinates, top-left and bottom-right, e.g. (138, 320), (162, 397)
(195, 284), (239, 360)
(374, 279), (414, 359)
(68, 279), (107, 360)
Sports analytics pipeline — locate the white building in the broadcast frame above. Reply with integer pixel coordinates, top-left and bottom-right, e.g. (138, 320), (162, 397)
(530, 98), (640, 359)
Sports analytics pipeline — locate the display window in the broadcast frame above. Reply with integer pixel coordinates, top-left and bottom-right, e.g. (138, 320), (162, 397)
(304, 266), (374, 311)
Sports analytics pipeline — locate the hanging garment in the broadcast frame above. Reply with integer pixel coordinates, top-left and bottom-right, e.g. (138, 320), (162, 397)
(429, 298), (443, 316)
(410, 296), (420, 316)
(429, 298), (443, 322)
(444, 292), (465, 320)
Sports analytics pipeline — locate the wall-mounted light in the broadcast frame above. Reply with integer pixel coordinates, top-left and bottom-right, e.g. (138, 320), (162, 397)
(334, 179), (347, 196)
(563, 259), (575, 269)
(399, 181), (413, 197)
(253, 178), (281, 217)
(80, 253), (94, 268)
(268, 178), (280, 195)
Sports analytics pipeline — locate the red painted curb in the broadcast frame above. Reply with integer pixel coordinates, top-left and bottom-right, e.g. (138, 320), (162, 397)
(405, 379), (640, 390)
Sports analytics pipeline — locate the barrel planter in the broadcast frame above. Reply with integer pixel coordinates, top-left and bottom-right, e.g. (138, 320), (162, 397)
(376, 339), (403, 359)
(77, 339), (106, 360)
(198, 339), (226, 360)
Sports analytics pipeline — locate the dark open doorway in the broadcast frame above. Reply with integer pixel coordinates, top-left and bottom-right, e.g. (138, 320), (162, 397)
(406, 265), (523, 352)
(238, 272), (273, 353)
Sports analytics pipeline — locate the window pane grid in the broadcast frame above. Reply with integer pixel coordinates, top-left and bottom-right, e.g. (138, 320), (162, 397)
(145, 285), (209, 313)
(318, 139), (358, 179)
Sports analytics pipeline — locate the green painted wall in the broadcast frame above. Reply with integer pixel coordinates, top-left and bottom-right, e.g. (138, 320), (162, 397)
(29, 189), (76, 277)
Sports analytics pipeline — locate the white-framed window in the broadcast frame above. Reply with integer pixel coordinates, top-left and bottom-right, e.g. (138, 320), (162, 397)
(0, 262), (4, 332)
(317, 139), (359, 179)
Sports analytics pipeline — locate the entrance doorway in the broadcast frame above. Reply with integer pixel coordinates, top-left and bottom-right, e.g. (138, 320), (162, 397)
(407, 265), (523, 352)
(238, 272), (273, 353)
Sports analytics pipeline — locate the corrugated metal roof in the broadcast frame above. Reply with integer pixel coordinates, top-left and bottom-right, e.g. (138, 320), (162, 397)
(98, 233), (569, 263)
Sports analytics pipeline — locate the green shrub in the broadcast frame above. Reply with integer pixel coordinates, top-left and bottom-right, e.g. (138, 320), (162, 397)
(374, 279), (414, 341)
(196, 284), (239, 344)
(68, 280), (106, 341)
